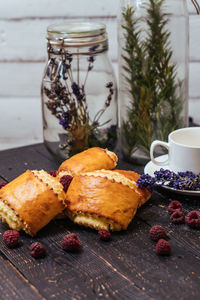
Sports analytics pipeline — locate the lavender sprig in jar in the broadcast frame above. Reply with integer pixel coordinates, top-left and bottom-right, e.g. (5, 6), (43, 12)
(41, 22), (118, 161)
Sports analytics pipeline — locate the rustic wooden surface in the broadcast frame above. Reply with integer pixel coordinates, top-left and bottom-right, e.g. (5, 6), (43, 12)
(0, 143), (199, 300)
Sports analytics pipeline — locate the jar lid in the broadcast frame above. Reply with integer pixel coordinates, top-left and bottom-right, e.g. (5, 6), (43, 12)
(47, 22), (108, 48)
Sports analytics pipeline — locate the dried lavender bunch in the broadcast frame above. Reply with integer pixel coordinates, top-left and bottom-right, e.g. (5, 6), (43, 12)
(137, 169), (200, 191)
(43, 46), (115, 154)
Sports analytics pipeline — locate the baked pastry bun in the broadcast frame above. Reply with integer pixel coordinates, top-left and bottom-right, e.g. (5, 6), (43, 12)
(66, 169), (151, 231)
(57, 147), (118, 178)
(0, 170), (66, 236)
(114, 170), (151, 207)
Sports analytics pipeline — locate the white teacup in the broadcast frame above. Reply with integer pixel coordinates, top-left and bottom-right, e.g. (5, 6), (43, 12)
(150, 127), (200, 174)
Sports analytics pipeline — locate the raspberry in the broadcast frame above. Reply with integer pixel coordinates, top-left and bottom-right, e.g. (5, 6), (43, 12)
(3, 230), (20, 248)
(30, 242), (46, 258)
(185, 211), (200, 229)
(156, 239), (171, 256)
(60, 175), (73, 192)
(48, 170), (57, 177)
(149, 225), (166, 241)
(0, 182), (7, 189)
(168, 200), (182, 214)
(98, 229), (111, 241)
(61, 233), (81, 252)
(171, 210), (185, 224)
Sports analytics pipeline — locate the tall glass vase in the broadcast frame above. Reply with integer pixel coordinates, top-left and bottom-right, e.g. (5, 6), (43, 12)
(118, 0), (189, 164)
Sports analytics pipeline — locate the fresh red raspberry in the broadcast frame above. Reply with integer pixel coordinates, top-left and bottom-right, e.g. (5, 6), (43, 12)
(30, 242), (46, 258)
(185, 211), (200, 229)
(156, 239), (171, 256)
(149, 225), (166, 241)
(61, 234), (81, 252)
(168, 201), (182, 214)
(171, 210), (185, 224)
(3, 230), (20, 248)
(48, 170), (57, 177)
(98, 229), (111, 241)
(60, 175), (73, 192)
(0, 182), (7, 189)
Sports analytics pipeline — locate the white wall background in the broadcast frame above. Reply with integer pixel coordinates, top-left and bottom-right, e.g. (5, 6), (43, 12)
(0, 0), (200, 150)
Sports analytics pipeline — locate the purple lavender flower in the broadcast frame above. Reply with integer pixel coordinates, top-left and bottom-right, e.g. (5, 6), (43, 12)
(109, 88), (114, 95)
(88, 65), (93, 72)
(137, 174), (156, 190)
(88, 56), (95, 63)
(59, 111), (72, 129)
(137, 169), (200, 191)
(89, 45), (99, 52)
(177, 171), (195, 178)
(106, 82), (113, 89)
(71, 82), (83, 101)
(88, 45), (99, 64)
(105, 95), (112, 107)
(154, 168), (177, 181)
(66, 53), (73, 63)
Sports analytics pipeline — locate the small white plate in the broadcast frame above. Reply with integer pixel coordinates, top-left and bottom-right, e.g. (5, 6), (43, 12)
(144, 154), (200, 196)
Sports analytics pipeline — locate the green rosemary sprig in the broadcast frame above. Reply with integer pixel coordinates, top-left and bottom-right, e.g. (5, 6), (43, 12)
(121, 0), (184, 158)
(121, 6), (153, 156)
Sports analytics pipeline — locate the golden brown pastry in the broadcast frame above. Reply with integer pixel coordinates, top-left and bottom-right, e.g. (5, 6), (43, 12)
(57, 147), (118, 178)
(114, 170), (151, 207)
(0, 170), (66, 236)
(66, 169), (151, 231)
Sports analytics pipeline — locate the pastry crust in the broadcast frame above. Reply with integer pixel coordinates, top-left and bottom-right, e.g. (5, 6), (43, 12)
(57, 147), (118, 177)
(114, 170), (151, 206)
(66, 170), (150, 231)
(0, 170), (66, 236)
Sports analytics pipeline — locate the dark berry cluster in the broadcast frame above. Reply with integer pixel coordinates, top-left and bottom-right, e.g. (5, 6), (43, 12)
(48, 170), (57, 177)
(156, 239), (171, 256)
(30, 242), (46, 259)
(137, 169), (200, 191)
(149, 225), (171, 256)
(149, 225), (166, 241)
(3, 230), (20, 248)
(60, 175), (73, 192)
(170, 211), (185, 224)
(168, 201), (200, 228)
(0, 182), (8, 189)
(98, 229), (111, 241)
(185, 211), (200, 229)
(61, 233), (81, 252)
(168, 201), (185, 224)
(168, 201), (182, 214)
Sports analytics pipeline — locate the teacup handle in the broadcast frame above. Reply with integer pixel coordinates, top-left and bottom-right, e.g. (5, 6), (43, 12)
(150, 140), (169, 166)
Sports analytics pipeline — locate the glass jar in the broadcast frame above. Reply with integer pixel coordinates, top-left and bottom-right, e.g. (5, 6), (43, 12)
(41, 22), (117, 161)
(118, 0), (189, 164)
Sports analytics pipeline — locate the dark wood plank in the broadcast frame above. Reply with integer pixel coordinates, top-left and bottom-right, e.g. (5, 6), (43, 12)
(0, 143), (59, 181)
(0, 143), (199, 300)
(0, 221), (150, 300)
(56, 215), (200, 300)
(0, 254), (44, 300)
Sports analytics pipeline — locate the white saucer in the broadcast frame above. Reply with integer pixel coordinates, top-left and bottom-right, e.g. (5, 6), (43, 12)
(144, 154), (200, 196)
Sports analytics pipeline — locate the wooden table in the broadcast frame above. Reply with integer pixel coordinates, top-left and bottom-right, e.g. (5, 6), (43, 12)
(0, 143), (199, 300)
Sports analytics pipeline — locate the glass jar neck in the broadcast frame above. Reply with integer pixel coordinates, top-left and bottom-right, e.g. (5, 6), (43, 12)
(47, 22), (108, 57)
